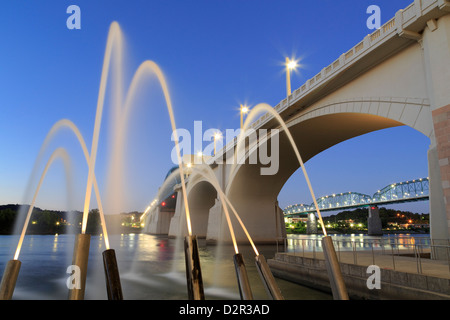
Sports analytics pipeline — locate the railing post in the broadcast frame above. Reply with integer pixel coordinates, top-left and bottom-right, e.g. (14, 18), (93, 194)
(447, 246), (450, 275)
(391, 242), (396, 270)
(313, 239), (316, 259)
(371, 242), (375, 265)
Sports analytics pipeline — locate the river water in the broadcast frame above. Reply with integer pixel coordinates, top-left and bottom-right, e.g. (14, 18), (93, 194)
(0, 233), (332, 300)
(0, 233), (429, 300)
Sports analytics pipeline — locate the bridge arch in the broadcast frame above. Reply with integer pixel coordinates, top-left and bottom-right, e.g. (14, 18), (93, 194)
(224, 105), (431, 242)
(185, 177), (218, 238)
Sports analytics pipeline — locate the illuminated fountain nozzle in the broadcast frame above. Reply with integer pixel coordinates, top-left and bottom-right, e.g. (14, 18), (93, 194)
(322, 236), (349, 300)
(233, 253), (253, 300)
(184, 235), (205, 300)
(68, 233), (91, 300)
(102, 248), (123, 300)
(255, 254), (284, 300)
(0, 259), (22, 300)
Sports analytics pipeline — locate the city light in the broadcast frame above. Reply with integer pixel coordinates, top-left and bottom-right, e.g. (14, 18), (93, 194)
(213, 131), (222, 155)
(287, 59), (298, 70)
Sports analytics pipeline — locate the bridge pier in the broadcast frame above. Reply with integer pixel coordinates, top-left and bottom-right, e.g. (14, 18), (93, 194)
(206, 198), (287, 244)
(307, 213), (318, 234)
(422, 13), (450, 246)
(144, 206), (175, 235)
(367, 206), (382, 236)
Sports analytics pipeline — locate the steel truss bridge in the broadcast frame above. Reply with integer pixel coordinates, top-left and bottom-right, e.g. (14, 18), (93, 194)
(284, 178), (429, 217)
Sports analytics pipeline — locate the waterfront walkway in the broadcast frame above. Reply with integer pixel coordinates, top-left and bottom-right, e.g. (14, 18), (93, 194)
(291, 249), (450, 280)
(269, 248), (450, 299)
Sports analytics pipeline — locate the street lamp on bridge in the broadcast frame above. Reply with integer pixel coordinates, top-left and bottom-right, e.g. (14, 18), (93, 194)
(285, 57), (298, 97)
(213, 131), (222, 156)
(240, 104), (249, 129)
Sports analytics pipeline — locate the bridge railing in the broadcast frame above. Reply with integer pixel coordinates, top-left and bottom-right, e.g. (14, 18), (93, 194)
(242, 0), (443, 134)
(278, 236), (450, 277)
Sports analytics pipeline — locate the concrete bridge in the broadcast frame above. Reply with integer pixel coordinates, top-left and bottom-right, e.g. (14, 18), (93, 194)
(143, 0), (450, 245)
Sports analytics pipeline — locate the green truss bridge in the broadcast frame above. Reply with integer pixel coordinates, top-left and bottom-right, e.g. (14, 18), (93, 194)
(284, 178), (429, 217)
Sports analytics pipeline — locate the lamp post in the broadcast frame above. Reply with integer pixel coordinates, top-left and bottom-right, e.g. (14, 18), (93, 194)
(213, 132), (222, 156)
(196, 151), (203, 164)
(240, 105), (249, 129)
(285, 57), (298, 97)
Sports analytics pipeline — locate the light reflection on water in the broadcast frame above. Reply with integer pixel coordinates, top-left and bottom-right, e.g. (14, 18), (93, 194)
(285, 233), (431, 253)
(0, 233), (431, 300)
(0, 233), (335, 300)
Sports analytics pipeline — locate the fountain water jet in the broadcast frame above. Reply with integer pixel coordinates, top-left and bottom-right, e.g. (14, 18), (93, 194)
(80, 21), (124, 235)
(229, 103), (327, 235)
(39, 119), (123, 300)
(0, 148), (72, 300)
(73, 22), (200, 299)
(35, 119), (111, 249)
(186, 164), (255, 299)
(133, 61), (207, 299)
(232, 103), (348, 300)
(14, 148), (72, 261)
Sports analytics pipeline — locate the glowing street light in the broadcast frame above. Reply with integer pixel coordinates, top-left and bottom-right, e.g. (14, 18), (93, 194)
(213, 132), (222, 156)
(285, 57), (298, 97)
(240, 104), (249, 129)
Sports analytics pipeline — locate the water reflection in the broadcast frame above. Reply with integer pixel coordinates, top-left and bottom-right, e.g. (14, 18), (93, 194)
(0, 233), (334, 300)
(285, 233), (431, 253)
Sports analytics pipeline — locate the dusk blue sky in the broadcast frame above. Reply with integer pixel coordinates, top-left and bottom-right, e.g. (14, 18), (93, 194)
(0, 0), (430, 215)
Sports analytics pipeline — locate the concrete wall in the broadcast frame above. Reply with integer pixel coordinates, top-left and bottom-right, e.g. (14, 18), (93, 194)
(269, 253), (450, 300)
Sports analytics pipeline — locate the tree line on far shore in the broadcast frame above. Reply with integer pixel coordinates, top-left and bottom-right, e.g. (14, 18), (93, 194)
(287, 207), (430, 234)
(0, 204), (142, 235)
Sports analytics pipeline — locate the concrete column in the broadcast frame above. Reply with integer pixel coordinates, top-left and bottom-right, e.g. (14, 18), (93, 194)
(168, 188), (188, 238)
(206, 198), (223, 243)
(428, 145), (449, 244)
(422, 13), (450, 240)
(275, 201), (287, 241)
(368, 206), (383, 236)
(146, 206), (175, 235)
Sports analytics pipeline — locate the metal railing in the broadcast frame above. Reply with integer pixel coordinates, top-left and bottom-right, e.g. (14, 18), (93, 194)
(276, 236), (450, 276)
